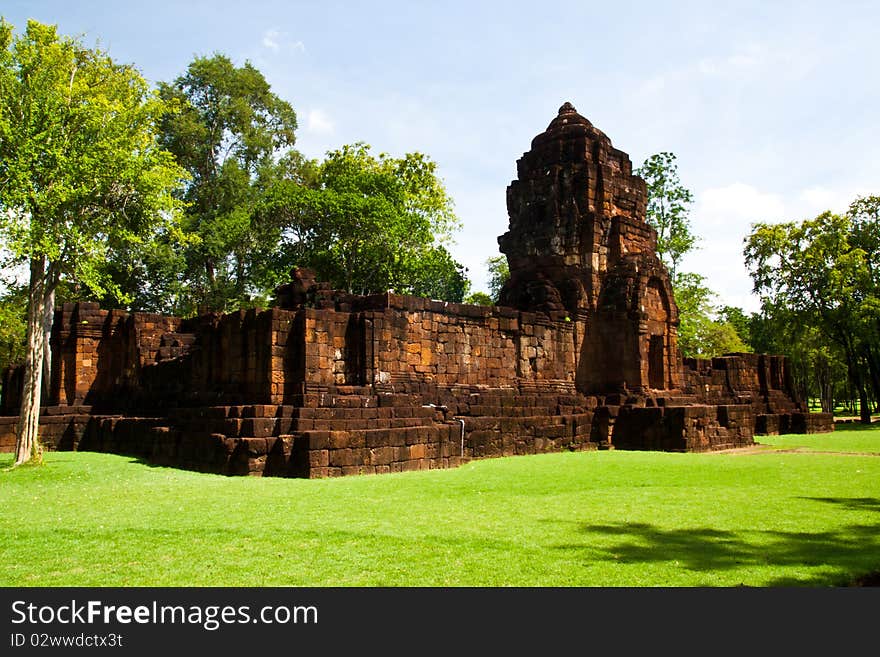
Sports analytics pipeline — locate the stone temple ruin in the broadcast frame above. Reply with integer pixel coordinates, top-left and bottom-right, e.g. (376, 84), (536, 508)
(0, 103), (833, 476)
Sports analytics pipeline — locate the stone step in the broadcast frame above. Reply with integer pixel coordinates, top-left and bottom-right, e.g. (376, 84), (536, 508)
(467, 404), (566, 417)
(656, 395), (699, 406)
(160, 331), (196, 347)
(456, 413), (594, 432)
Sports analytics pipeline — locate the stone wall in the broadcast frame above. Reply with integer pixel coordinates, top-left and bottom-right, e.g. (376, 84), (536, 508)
(0, 416), (15, 452)
(26, 303), (293, 411)
(16, 293), (580, 416)
(0, 102), (833, 475)
(684, 353), (833, 434)
(498, 103), (681, 395)
(0, 295), (830, 473)
(2, 387), (602, 477)
(613, 404), (754, 451)
(354, 296), (576, 390)
(47, 302), (183, 407)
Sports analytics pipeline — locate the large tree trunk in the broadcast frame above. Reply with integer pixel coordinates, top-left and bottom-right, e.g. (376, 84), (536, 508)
(845, 351), (872, 424)
(15, 256), (47, 466)
(41, 287), (54, 399)
(864, 345), (880, 413)
(205, 258), (216, 287)
(816, 359), (833, 413)
(821, 377), (834, 415)
(858, 379), (872, 424)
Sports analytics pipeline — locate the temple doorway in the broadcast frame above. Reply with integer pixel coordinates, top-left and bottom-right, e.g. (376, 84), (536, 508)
(648, 334), (665, 389)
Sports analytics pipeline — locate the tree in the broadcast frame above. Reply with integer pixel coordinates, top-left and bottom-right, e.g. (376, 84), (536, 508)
(0, 19), (185, 465)
(156, 54), (300, 312)
(745, 209), (876, 422)
(717, 305), (752, 349)
(0, 285), (27, 374)
(464, 291), (494, 306)
(748, 302), (845, 413)
(264, 143), (466, 300)
(674, 273), (750, 358)
(486, 255), (509, 303)
(635, 152), (697, 278)
(405, 245), (470, 302)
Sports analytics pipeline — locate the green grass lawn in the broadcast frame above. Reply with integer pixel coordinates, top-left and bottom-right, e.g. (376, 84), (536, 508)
(1, 425), (878, 587)
(758, 424), (880, 453)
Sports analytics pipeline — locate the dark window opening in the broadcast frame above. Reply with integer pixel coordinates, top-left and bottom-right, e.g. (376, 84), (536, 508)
(649, 335), (665, 389)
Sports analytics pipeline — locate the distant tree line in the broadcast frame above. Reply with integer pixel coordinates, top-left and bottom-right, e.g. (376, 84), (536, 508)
(68, 53), (469, 317)
(635, 153), (750, 360)
(2, 17), (875, 466)
(1, 19), (188, 463)
(745, 196), (880, 422)
(637, 152), (879, 420)
(0, 19), (471, 464)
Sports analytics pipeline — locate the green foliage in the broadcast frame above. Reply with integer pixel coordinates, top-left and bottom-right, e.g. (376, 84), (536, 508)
(153, 53), (303, 312)
(718, 305), (752, 348)
(674, 273), (750, 358)
(264, 143), (466, 301)
(748, 303), (846, 412)
(464, 291), (494, 306)
(2, 428), (880, 586)
(634, 152), (739, 357)
(3, 46), (468, 315)
(0, 18), (187, 464)
(745, 201), (880, 420)
(0, 18), (186, 301)
(406, 246), (470, 302)
(635, 152), (697, 278)
(142, 52), (467, 311)
(0, 286), (26, 372)
(486, 255), (509, 303)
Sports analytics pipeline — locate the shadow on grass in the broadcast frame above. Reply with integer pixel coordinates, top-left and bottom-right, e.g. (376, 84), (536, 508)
(0, 452), (183, 475)
(801, 497), (880, 512)
(830, 422), (880, 432)
(557, 497), (880, 586)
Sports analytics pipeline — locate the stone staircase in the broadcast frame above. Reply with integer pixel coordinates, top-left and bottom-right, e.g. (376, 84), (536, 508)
(76, 389), (463, 477)
(156, 331), (197, 361)
(449, 390), (598, 458)
(65, 386), (611, 477)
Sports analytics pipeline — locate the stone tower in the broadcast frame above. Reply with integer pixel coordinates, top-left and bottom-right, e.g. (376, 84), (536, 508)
(498, 102), (682, 393)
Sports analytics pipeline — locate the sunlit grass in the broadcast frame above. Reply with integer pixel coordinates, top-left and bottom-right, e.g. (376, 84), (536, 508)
(1, 424), (878, 587)
(757, 425), (880, 453)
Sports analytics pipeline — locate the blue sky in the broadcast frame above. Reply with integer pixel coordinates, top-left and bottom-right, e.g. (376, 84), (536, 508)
(4, 1), (879, 311)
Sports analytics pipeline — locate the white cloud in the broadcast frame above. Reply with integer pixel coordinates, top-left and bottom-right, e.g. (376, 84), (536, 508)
(635, 42), (816, 109)
(637, 74), (666, 96)
(725, 50), (761, 70)
(697, 44), (765, 78)
(696, 182), (871, 234)
(262, 29), (281, 52)
(261, 29), (305, 54)
(795, 186), (859, 217)
(695, 183), (786, 235)
(640, 46), (763, 98)
(306, 109), (335, 135)
(683, 181), (873, 312)
(686, 183), (789, 313)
